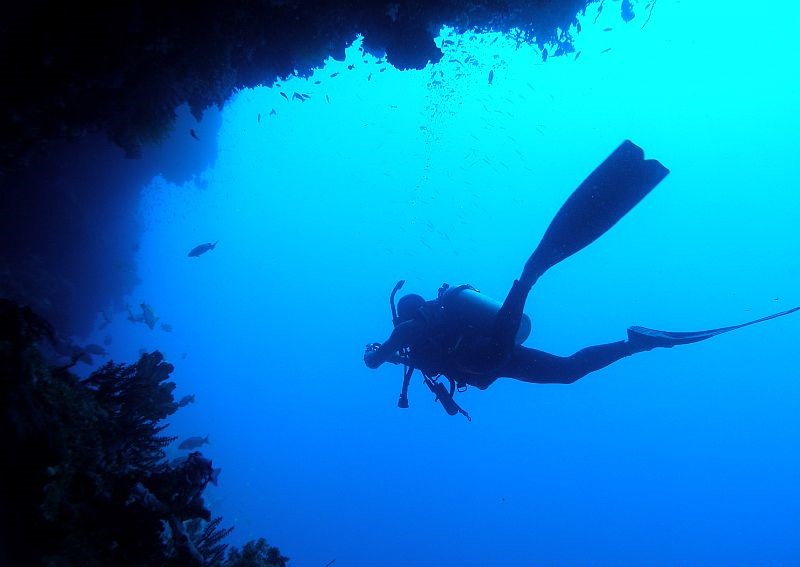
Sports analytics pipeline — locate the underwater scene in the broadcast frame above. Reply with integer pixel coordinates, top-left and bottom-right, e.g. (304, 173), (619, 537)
(2, 0), (798, 565)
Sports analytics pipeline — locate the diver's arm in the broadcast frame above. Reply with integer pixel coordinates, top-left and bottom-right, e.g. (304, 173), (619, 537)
(364, 320), (420, 369)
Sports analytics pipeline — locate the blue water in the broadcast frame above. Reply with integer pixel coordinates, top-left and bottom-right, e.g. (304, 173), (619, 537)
(88, 2), (800, 565)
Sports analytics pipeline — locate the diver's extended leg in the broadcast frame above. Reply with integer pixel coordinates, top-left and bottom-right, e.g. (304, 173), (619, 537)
(493, 142), (669, 342)
(519, 140), (669, 287)
(497, 341), (638, 384)
(626, 305), (800, 349)
(491, 279), (532, 348)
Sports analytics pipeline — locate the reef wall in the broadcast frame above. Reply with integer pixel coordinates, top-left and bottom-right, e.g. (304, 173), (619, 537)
(0, 299), (287, 566)
(0, 0), (596, 336)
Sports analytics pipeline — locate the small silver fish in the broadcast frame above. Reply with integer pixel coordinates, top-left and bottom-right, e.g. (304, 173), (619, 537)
(178, 435), (210, 450)
(140, 303), (158, 330)
(84, 343), (108, 356)
(188, 241), (218, 257)
(178, 394), (195, 407)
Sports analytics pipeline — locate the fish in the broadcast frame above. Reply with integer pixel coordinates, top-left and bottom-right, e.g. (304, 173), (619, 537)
(72, 348), (93, 365)
(541, 48), (549, 62)
(160, 323), (173, 332)
(594, 0), (604, 23)
(127, 302), (157, 329)
(574, 50), (582, 61)
(210, 467), (222, 486)
(257, 113), (261, 123)
(188, 241), (218, 257)
(367, 73), (372, 81)
(330, 72), (339, 77)
(270, 108), (277, 116)
(178, 394), (195, 407)
(178, 435), (210, 450)
(103, 335), (112, 346)
(326, 95), (330, 103)
(140, 303), (158, 330)
(189, 129), (200, 141)
(601, 47), (612, 53)
(347, 64), (355, 70)
(487, 69), (494, 85)
(84, 343), (108, 356)
(279, 91), (288, 100)
(314, 80), (321, 84)
(169, 455), (221, 485)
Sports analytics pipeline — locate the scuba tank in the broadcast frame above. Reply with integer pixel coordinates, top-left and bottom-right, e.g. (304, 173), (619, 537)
(439, 284), (531, 345)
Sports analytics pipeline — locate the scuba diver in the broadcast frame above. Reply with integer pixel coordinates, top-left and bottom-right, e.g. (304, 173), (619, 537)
(363, 140), (799, 419)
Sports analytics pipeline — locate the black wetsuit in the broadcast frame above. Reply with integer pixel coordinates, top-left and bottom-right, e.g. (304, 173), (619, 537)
(367, 279), (636, 390)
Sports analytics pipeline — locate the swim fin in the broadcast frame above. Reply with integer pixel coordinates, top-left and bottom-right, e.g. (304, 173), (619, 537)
(627, 306), (800, 350)
(524, 140), (669, 284)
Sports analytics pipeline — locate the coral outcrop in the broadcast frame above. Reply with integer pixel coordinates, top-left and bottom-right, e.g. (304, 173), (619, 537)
(0, 299), (286, 566)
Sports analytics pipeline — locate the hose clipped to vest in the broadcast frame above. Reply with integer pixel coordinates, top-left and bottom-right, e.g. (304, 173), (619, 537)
(398, 365), (412, 409)
(424, 375), (471, 421)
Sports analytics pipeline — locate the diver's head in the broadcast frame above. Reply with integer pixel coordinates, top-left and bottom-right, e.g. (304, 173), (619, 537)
(396, 293), (425, 323)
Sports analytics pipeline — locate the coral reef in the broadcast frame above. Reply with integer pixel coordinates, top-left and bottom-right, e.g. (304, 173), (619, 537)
(223, 539), (290, 567)
(0, 299), (287, 566)
(1, 0), (594, 171)
(0, 0), (627, 339)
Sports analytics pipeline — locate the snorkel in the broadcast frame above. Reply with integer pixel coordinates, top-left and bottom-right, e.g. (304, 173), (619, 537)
(389, 280), (413, 408)
(390, 279), (405, 328)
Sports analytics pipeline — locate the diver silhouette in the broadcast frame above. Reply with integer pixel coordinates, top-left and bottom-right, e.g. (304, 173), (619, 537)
(364, 140), (798, 418)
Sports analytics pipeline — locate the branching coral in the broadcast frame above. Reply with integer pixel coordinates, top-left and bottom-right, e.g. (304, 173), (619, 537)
(0, 299), (287, 566)
(188, 516), (236, 565)
(81, 352), (179, 470)
(223, 538), (290, 567)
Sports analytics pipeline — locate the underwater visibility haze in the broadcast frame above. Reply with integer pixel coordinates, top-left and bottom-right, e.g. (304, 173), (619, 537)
(3, 0), (799, 565)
